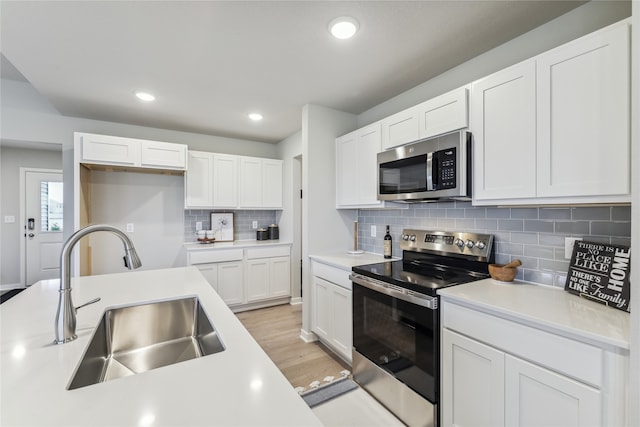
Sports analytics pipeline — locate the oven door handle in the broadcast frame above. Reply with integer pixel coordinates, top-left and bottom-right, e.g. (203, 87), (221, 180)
(349, 273), (437, 310)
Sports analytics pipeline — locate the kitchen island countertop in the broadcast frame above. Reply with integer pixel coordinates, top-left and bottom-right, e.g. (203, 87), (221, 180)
(0, 267), (321, 427)
(184, 239), (292, 251)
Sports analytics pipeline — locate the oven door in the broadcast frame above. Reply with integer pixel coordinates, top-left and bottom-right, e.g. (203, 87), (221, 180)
(351, 274), (439, 404)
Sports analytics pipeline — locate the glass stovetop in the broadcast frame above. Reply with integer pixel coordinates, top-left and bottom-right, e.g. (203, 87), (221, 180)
(352, 259), (489, 297)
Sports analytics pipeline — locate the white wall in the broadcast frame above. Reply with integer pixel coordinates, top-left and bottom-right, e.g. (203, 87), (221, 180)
(87, 170), (185, 275)
(276, 131), (302, 300)
(358, 1), (631, 127)
(0, 146), (62, 286)
(301, 104), (357, 335)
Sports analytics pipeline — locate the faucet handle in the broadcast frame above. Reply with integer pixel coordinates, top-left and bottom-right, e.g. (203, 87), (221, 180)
(75, 297), (101, 313)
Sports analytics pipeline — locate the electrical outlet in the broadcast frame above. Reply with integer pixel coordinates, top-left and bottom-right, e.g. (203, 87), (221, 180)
(195, 221), (202, 231)
(371, 225), (376, 238)
(126, 223), (134, 233)
(564, 237), (583, 259)
(252, 221), (258, 229)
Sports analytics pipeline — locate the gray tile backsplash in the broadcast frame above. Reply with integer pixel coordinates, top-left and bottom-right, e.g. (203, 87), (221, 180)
(184, 210), (277, 241)
(357, 202), (631, 288)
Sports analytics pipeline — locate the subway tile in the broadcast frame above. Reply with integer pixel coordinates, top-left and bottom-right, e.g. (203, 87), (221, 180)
(496, 242), (523, 255)
(611, 237), (631, 247)
(612, 206), (631, 221)
(510, 232), (538, 244)
(523, 220), (553, 233)
(571, 207), (611, 221)
(523, 270), (554, 286)
(492, 231), (511, 243)
(464, 208), (487, 218)
(494, 253), (511, 264)
(486, 207), (511, 219)
(510, 208), (538, 219)
(539, 259), (570, 272)
(590, 221), (631, 237)
(514, 256), (538, 270)
(430, 209), (447, 218)
(475, 219), (498, 231)
(456, 219), (476, 230)
(554, 273), (568, 288)
(498, 219), (524, 231)
(523, 245), (554, 259)
(539, 208), (571, 220)
(446, 209), (466, 218)
(437, 218), (456, 229)
(538, 233), (565, 247)
(554, 221), (589, 235)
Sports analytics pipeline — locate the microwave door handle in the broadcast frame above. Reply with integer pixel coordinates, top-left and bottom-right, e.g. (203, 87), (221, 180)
(426, 152), (434, 191)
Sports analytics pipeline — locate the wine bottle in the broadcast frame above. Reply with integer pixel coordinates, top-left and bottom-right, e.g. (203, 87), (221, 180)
(384, 225), (392, 259)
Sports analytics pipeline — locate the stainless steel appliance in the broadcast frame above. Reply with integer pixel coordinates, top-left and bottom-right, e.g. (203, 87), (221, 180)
(350, 229), (494, 427)
(377, 130), (471, 202)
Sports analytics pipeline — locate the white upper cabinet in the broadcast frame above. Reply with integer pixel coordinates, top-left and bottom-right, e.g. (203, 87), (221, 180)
(470, 19), (630, 205)
(381, 106), (420, 151)
(336, 122), (384, 208)
(418, 87), (468, 140)
(212, 154), (238, 208)
(239, 157), (283, 209)
(185, 151), (214, 208)
(79, 133), (186, 170)
(471, 60), (537, 201)
(536, 21), (630, 198)
(140, 141), (187, 169)
(262, 159), (283, 209)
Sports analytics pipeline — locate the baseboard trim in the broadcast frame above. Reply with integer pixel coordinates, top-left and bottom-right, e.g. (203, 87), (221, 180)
(289, 297), (302, 305)
(1, 283), (24, 292)
(300, 328), (317, 343)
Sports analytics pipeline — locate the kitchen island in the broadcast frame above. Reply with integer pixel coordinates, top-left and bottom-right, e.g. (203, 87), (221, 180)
(0, 267), (322, 427)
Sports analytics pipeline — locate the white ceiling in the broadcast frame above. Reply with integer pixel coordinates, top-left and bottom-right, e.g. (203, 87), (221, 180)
(1, 1), (586, 143)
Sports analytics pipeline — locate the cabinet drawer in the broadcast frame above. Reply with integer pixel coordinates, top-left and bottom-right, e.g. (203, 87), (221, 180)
(311, 261), (351, 290)
(443, 302), (603, 387)
(188, 249), (244, 265)
(245, 245), (290, 259)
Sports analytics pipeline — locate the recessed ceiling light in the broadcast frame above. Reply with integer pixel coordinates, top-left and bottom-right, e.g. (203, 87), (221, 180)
(329, 16), (359, 40)
(248, 113), (263, 121)
(135, 91), (155, 102)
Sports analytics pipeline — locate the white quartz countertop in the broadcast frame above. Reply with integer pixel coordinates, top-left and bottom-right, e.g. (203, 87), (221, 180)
(0, 267), (321, 427)
(309, 251), (395, 271)
(438, 279), (630, 350)
(184, 239), (291, 251)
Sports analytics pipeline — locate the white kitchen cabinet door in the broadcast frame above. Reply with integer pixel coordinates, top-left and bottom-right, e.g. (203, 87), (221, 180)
(239, 156), (263, 208)
(336, 131), (359, 207)
(217, 261), (244, 306)
(536, 22), (630, 198)
(140, 141), (187, 170)
(185, 151), (214, 208)
(336, 123), (384, 208)
(262, 159), (283, 209)
(269, 256), (291, 298)
(313, 277), (332, 342)
(418, 87), (468, 140)
(381, 105), (420, 150)
(246, 259), (269, 302)
(470, 60), (536, 201)
(213, 154), (238, 208)
(441, 329), (505, 427)
(195, 263), (218, 293)
(330, 284), (352, 361)
(81, 134), (139, 166)
(505, 355), (601, 427)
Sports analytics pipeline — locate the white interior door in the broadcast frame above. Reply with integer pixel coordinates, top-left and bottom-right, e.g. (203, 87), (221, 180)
(25, 170), (64, 286)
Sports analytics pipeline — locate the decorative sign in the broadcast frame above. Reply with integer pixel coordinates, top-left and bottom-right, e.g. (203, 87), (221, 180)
(565, 240), (631, 312)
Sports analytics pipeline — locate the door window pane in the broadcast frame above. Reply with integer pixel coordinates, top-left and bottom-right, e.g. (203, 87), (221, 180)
(40, 181), (63, 232)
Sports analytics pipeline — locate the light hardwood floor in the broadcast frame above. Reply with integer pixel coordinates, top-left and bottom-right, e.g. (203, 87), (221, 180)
(236, 303), (350, 390)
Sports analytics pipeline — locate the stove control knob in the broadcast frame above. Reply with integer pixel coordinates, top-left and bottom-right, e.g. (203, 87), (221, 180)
(409, 235), (416, 241)
(466, 240), (475, 248)
(455, 238), (465, 248)
(402, 234), (409, 240)
(476, 241), (486, 250)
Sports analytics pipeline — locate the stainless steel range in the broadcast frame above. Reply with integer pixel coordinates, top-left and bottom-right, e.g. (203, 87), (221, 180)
(350, 229), (494, 427)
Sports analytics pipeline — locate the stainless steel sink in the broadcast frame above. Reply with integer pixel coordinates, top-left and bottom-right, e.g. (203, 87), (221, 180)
(68, 296), (225, 390)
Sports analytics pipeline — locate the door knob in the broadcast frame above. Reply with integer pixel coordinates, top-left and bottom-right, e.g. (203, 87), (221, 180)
(28, 233), (35, 238)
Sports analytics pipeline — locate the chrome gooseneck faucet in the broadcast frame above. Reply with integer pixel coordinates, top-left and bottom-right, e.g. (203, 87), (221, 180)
(54, 224), (142, 344)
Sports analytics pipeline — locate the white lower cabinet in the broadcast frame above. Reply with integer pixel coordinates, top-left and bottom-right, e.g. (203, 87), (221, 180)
(311, 261), (352, 363)
(441, 300), (625, 427)
(188, 245), (291, 311)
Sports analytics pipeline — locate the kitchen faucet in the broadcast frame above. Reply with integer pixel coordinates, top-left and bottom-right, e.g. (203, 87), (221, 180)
(54, 224), (142, 344)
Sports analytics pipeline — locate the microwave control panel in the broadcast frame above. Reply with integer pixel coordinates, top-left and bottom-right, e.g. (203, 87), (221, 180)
(437, 148), (456, 189)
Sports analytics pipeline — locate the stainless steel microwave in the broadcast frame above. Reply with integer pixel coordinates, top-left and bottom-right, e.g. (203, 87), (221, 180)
(377, 130), (471, 202)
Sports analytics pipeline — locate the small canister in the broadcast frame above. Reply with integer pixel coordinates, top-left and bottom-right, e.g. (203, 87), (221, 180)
(267, 224), (279, 240)
(256, 228), (268, 240)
